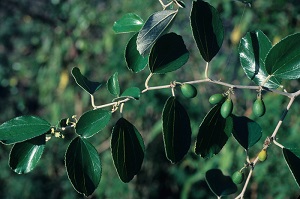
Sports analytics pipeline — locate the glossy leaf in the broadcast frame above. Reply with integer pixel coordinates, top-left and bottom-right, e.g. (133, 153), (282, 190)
(232, 115), (262, 150)
(120, 87), (141, 100)
(111, 117), (145, 183)
(71, 67), (102, 95)
(113, 13), (144, 34)
(137, 9), (178, 55)
(125, 33), (148, 73)
(149, 33), (189, 74)
(9, 135), (45, 174)
(206, 169), (237, 197)
(76, 109), (112, 138)
(195, 104), (233, 159)
(65, 137), (101, 196)
(107, 72), (120, 97)
(266, 33), (300, 79)
(190, 0), (224, 62)
(283, 148), (300, 187)
(0, 116), (51, 145)
(162, 96), (192, 163)
(239, 30), (281, 89)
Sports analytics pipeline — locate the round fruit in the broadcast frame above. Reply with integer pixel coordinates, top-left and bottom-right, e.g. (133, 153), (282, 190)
(209, 93), (225, 105)
(221, 98), (233, 118)
(258, 149), (267, 162)
(232, 171), (244, 184)
(180, 84), (197, 98)
(253, 98), (266, 117)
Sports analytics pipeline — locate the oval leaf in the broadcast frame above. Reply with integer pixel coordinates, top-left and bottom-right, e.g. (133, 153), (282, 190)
(125, 33), (148, 73)
(232, 115), (262, 150)
(76, 109), (112, 138)
(239, 30), (281, 89)
(111, 117), (145, 183)
(283, 148), (300, 187)
(0, 116), (51, 145)
(266, 33), (300, 79)
(162, 96), (192, 163)
(206, 169), (237, 197)
(107, 72), (120, 97)
(71, 67), (102, 95)
(137, 9), (178, 56)
(195, 104), (233, 159)
(149, 32), (189, 74)
(120, 87), (141, 100)
(65, 137), (102, 196)
(9, 135), (45, 174)
(113, 13), (144, 34)
(190, 0), (224, 62)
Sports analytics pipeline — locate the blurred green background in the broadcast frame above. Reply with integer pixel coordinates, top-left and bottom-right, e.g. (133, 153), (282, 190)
(0, 0), (300, 198)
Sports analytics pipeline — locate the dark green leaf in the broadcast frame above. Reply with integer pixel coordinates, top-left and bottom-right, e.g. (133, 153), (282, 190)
(71, 67), (102, 95)
(76, 109), (112, 138)
(149, 33), (189, 74)
(239, 30), (281, 89)
(120, 87), (141, 100)
(107, 72), (120, 97)
(125, 33), (148, 73)
(235, 0), (253, 7)
(111, 117), (145, 182)
(162, 96), (192, 163)
(232, 115), (262, 150)
(113, 13), (144, 34)
(0, 116), (51, 145)
(206, 169), (237, 197)
(266, 33), (300, 79)
(137, 9), (178, 55)
(195, 104), (233, 159)
(9, 135), (45, 174)
(65, 137), (101, 196)
(283, 148), (300, 187)
(190, 0), (224, 62)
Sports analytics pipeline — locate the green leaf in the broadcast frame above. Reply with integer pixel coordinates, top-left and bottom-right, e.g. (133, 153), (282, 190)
(9, 135), (45, 174)
(120, 87), (141, 100)
(76, 109), (112, 138)
(239, 30), (281, 89)
(149, 33), (189, 74)
(235, 0), (253, 7)
(232, 115), (262, 150)
(71, 67), (102, 95)
(190, 0), (224, 62)
(195, 104), (233, 159)
(283, 148), (300, 187)
(111, 117), (145, 183)
(65, 137), (101, 196)
(205, 169), (237, 197)
(137, 9), (178, 56)
(266, 33), (300, 79)
(107, 72), (120, 97)
(0, 116), (51, 145)
(162, 96), (192, 163)
(113, 13), (144, 34)
(125, 33), (148, 73)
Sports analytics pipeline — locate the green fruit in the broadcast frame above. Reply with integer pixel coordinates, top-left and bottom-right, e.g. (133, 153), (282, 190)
(258, 149), (267, 162)
(232, 171), (244, 184)
(220, 98), (233, 118)
(253, 98), (266, 117)
(209, 93), (225, 105)
(181, 84), (197, 98)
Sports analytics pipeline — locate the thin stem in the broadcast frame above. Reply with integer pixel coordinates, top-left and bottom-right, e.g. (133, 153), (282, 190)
(235, 169), (253, 199)
(90, 94), (96, 109)
(144, 73), (154, 90)
(273, 139), (284, 149)
(204, 62), (209, 79)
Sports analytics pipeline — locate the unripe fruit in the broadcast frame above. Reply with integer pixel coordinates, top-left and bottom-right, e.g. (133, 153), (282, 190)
(209, 93), (225, 105)
(253, 98), (266, 117)
(221, 98), (233, 118)
(232, 171), (244, 184)
(258, 149), (267, 162)
(180, 84), (197, 98)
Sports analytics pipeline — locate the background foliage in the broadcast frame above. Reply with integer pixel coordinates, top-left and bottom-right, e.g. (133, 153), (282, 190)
(0, 0), (300, 198)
